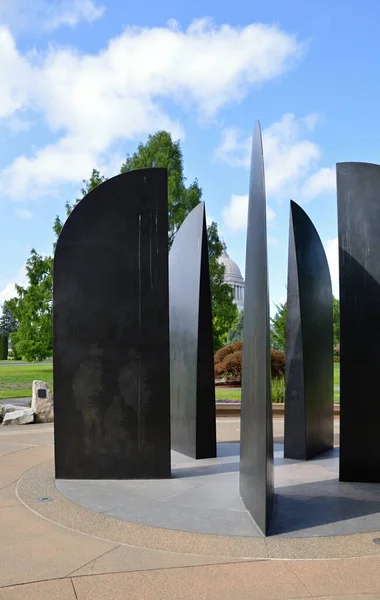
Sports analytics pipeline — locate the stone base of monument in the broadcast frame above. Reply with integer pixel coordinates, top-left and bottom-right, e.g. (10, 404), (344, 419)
(56, 442), (380, 538)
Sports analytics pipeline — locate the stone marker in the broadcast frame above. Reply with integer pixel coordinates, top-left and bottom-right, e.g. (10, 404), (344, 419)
(239, 121), (274, 536)
(53, 169), (171, 480)
(2, 408), (34, 426)
(32, 380), (54, 423)
(169, 202), (216, 459)
(284, 200), (333, 460)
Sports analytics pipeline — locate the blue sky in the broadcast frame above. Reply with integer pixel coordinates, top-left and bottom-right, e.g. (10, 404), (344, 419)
(1, 0), (379, 315)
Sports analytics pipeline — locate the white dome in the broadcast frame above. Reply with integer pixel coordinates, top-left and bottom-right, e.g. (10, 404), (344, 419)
(218, 252), (244, 282)
(218, 248), (245, 310)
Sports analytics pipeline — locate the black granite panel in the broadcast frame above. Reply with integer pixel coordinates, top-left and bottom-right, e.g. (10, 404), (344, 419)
(169, 202), (216, 459)
(284, 200), (334, 460)
(54, 169), (171, 479)
(337, 162), (380, 482)
(239, 121), (274, 536)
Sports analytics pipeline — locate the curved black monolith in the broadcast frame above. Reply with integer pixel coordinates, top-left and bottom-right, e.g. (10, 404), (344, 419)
(239, 121), (274, 536)
(284, 200), (333, 460)
(169, 202), (216, 459)
(54, 169), (171, 480)
(337, 162), (380, 482)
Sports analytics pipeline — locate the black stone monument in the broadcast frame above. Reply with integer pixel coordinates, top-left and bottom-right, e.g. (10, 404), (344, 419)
(54, 169), (171, 480)
(239, 121), (274, 536)
(169, 202), (216, 459)
(337, 162), (380, 483)
(284, 200), (334, 460)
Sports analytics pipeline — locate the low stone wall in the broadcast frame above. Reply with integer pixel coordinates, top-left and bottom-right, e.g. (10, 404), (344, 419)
(216, 403), (340, 418)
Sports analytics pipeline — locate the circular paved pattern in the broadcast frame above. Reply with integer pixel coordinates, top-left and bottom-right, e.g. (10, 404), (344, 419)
(56, 442), (380, 538)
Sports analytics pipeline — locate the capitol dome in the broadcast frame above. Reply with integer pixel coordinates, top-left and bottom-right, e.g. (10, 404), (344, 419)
(218, 247), (245, 310)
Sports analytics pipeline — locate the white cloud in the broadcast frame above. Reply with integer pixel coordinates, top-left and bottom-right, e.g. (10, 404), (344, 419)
(215, 113), (336, 205)
(48, 0), (104, 29)
(14, 208), (33, 219)
(0, 0), (104, 32)
(0, 20), (303, 198)
(0, 264), (27, 305)
(324, 237), (339, 298)
(302, 166), (336, 199)
(222, 194), (276, 232)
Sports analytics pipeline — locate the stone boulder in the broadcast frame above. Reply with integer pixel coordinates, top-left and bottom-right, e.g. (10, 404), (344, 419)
(0, 404), (21, 423)
(32, 380), (54, 423)
(2, 408), (34, 426)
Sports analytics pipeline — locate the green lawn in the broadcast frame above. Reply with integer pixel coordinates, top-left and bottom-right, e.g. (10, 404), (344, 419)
(215, 388), (241, 402)
(0, 361), (341, 402)
(216, 363), (341, 404)
(334, 362), (340, 403)
(0, 362), (53, 399)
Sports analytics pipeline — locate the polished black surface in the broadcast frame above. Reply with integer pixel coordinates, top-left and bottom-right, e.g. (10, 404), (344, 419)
(169, 202), (216, 459)
(54, 169), (171, 480)
(337, 162), (380, 483)
(284, 201), (333, 460)
(239, 121), (274, 536)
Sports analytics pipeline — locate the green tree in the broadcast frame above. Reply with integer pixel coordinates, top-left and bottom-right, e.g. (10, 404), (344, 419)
(121, 131), (201, 249)
(270, 297), (340, 354)
(0, 334), (8, 360)
(270, 302), (287, 353)
(0, 302), (18, 335)
(228, 310), (244, 344)
(6, 250), (53, 361)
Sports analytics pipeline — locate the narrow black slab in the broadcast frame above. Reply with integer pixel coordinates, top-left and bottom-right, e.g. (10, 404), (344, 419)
(239, 121), (274, 536)
(337, 162), (380, 482)
(169, 202), (216, 459)
(284, 200), (334, 460)
(54, 169), (171, 480)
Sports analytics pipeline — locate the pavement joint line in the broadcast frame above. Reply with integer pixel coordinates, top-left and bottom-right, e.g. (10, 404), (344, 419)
(0, 559), (268, 592)
(0, 445), (46, 460)
(286, 559), (314, 596)
(0, 427), (53, 436)
(0, 478), (18, 493)
(70, 578), (79, 599)
(67, 545), (122, 577)
(66, 558), (270, 581)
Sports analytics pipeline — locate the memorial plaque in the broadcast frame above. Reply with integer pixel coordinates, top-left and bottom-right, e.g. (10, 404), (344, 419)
(284, 200), (333, 460)
(337, 162), (380, 482)
(169, 202), (216, 459)
(239, 121), (274, 536)
(38, 389), (47, 399)
(54, 169), (171, 480)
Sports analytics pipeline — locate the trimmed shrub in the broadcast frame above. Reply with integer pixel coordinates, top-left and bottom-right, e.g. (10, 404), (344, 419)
(214, 341), (285, 384)
(222, 350), (242, 379)
(270, 349), (285, 379)
(215, 361), (228, 379)
(214, 344), (234, 365)
(230, 340), (242, 353)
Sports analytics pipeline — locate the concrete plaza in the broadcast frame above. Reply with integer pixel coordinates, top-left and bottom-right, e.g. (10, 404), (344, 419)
(2, 418), (380, 599)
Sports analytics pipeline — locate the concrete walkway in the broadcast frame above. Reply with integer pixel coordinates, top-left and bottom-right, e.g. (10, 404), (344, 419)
(1, 419), (380, 599)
